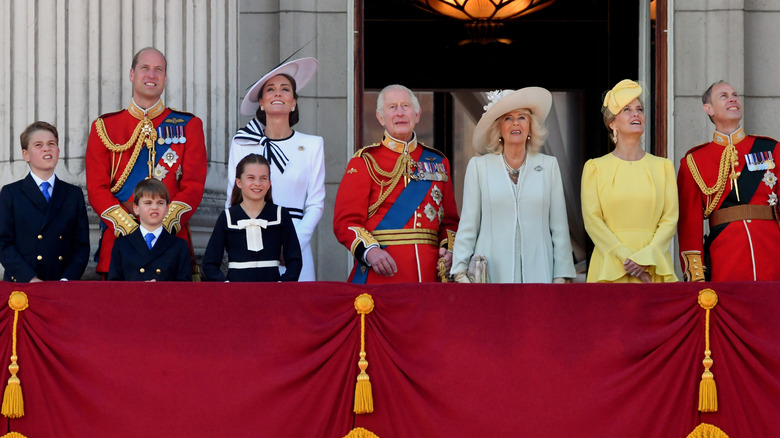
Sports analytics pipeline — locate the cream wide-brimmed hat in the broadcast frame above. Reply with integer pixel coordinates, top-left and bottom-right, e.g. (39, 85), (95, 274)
(472, 87), (552, 155)
(240, 57), (319, 116)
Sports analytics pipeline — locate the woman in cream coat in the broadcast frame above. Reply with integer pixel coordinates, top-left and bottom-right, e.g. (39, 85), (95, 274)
(452, 87), (575, 283)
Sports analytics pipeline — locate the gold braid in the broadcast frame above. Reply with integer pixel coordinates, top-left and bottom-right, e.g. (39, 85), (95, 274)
(95, 117), (158, 194)
(685, 144), (739, 217)
(363, 152), (412, 218)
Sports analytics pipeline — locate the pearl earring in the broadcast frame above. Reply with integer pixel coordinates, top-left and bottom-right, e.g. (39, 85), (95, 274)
(611, 129), (618, 144)
(260, 106), (265, 111)
(292, 106), (296, 111)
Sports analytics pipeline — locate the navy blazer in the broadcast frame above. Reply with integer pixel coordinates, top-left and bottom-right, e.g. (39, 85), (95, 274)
(0, 174), (90, 282)
(108, 228), (192, 281)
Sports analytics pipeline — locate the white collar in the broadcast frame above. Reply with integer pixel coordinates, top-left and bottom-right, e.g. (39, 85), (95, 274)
(30, 172), (55, 188)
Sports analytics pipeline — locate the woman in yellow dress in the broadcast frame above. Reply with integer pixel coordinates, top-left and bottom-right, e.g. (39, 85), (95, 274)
(581, 79), (678, 283)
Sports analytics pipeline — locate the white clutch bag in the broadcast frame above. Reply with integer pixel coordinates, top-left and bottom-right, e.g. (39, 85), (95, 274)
(467, 255), (488, 283)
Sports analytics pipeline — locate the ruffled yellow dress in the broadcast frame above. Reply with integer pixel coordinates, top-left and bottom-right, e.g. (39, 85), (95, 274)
(581, 153), (679, 283)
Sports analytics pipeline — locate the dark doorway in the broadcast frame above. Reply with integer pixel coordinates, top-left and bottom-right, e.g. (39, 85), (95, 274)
(357, 0), (653, 278)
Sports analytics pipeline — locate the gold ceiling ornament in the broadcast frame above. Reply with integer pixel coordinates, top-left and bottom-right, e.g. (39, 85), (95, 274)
(414, 0), (557, 44)
(353, 293), (375, 414)
(697, 288), (719, 412)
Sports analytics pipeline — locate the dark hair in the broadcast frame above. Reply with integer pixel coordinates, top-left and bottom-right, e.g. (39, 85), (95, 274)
(20, 121), (58, 151)
(132, 47), (167, 72)
(133, 179), (170, 205)
(230, 154), (274, 206)
(254, 73), (300, 127)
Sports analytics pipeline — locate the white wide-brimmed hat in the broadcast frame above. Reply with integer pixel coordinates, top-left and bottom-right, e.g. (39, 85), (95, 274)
(472, 87), (552, 154)
(240, 57), (319, 116)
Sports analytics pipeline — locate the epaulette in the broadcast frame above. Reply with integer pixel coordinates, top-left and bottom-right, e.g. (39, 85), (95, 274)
(683, 142), (710, 157)
(96, 109), (126, 120)
(167, 107), (197, 118)
(419, 141), (445, 157)
(753, 134), (779, 145)
(354, 143), (381, 158)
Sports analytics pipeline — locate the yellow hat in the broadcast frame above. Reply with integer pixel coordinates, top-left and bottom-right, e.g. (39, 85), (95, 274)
(602, 79), (642, 115)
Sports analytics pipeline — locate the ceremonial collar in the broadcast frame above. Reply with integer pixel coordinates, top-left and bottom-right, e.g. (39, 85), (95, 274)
(128, 99), (166, 120)
(713, 126), (747, 147)
(382, 132), (417, 154)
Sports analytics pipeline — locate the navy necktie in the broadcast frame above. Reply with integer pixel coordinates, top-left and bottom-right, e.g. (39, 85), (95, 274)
(144, 233), (155, 250)
(40, 181), (51, 202)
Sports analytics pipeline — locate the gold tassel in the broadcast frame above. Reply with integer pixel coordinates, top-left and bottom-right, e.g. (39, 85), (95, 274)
(697, 289), (718, 412)
(343, 427), (380, 438)
(2, 292), (29, 419)
(686, 422), (729, 438)
(353, 293), (375, 414)
(1, 432), (29, 438)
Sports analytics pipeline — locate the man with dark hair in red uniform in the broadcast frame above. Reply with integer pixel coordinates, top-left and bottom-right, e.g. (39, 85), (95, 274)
(86, 47), (207, 278)
(333, 84), (459, 283)
(678, 80), (780, 281)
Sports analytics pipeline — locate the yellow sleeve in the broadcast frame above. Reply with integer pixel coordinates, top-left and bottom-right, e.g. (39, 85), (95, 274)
(580, 159), (633, 280)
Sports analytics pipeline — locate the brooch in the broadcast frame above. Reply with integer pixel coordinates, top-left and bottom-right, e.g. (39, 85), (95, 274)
(153, 164), (169, 181)
(430, 184), (443, 205)
(163, 149), (179, 167)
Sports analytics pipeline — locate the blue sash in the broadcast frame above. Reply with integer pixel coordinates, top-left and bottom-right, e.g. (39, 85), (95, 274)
(114, 112), (193, 201)
(352, 148), (442, 283)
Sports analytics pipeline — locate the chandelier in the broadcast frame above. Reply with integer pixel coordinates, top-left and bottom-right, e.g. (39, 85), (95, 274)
(414, 0), (558, 44)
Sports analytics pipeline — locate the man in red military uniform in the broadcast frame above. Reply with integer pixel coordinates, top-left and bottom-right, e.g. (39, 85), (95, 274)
(333, 84), (459, 283)
(678, 80), (780, 281)
(86, 47), (207, 277)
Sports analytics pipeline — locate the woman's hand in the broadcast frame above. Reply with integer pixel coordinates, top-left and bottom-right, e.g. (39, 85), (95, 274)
(623, 259), (649, 280)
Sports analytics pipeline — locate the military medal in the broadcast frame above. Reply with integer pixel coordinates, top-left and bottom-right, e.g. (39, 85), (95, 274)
(178, 126), (186, 143)
(171, 126), (180, 144)
(769, 193), (778, 206)
(157, 128), (165, 145)
(763, 170), (777, 189)
(163, 149), (179, 167)
(165, 127), (173, 144)
(746, 151), (775, 171)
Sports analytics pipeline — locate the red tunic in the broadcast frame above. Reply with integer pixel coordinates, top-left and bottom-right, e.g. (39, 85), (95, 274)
(678, 130), (780, 281)
(86, 101), (207, 273)
(333, 134), (459, 283)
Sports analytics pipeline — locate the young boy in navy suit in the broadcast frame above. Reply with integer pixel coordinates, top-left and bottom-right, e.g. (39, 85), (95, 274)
(0, 121), (90, 282)
(108, 179), (192, 281)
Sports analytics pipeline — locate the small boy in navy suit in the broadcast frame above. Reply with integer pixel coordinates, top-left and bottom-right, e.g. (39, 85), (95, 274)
(0, 121), (90, 282)
(108, 179), (192, 281)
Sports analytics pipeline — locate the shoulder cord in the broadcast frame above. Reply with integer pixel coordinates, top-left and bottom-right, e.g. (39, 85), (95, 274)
(362, 152), (412, 219)
(686, 144), (739, 217)
(95, 117), (158, 193)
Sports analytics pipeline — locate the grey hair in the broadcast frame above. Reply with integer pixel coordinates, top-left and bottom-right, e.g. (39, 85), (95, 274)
(376, 84), (421, 114)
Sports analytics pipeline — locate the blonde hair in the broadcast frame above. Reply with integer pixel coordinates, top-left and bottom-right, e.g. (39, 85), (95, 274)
(483, 109), (548, 155)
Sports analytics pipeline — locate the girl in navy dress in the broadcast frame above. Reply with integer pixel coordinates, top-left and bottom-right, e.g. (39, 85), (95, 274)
(203, 154), (302, 282)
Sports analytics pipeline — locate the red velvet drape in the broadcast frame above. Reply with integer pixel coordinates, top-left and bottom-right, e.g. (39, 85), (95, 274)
(1, 281), (778, 437)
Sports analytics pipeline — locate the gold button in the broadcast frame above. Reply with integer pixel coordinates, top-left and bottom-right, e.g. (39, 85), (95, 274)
(140, 268), (145, 273)
(417, 213), (422, 218)
(416, 222), (422, 227)
(38, 235), (43, 240)
(156, 269), (161, 274)
(59, 235), (63, 240)
(37, 255), (42, 261)
(58, 256), (63, 260)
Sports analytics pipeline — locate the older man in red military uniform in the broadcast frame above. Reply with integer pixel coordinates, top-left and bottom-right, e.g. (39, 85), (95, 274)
(333, 84), (459, 283)
(678, 80), (780, 281)
(86, 47), (207, 277)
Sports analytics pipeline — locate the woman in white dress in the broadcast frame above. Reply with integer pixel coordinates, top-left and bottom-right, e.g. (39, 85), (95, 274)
(451, 87), (575, 283)
(226, 57), (325, 281)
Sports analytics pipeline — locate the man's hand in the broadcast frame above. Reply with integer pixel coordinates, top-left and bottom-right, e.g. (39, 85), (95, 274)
(439, 247), (452, 272)
(365, 247), (397, 277)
